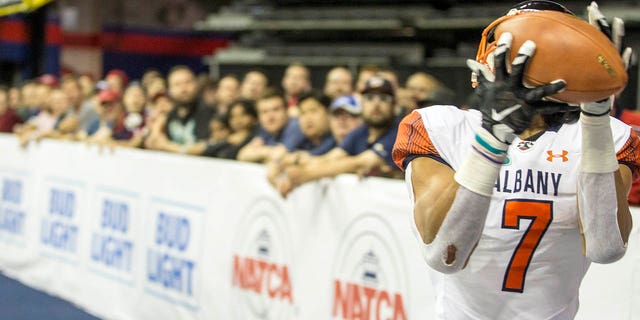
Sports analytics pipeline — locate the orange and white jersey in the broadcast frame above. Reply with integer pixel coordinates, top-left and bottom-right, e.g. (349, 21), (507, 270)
(393, 105), (640, 320)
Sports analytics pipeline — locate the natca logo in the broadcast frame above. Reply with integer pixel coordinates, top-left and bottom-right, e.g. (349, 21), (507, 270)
(231, 198), (294, 319)
(332, 214), (408, 320)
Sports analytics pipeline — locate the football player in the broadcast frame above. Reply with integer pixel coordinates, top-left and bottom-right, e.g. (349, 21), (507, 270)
(392, 1), (639, 318)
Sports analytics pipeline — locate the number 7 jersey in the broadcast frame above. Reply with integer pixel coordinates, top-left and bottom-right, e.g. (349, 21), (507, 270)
(392, 105), (640, 320)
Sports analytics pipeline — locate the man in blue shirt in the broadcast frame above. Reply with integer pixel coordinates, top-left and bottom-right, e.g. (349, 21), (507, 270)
(269, 76), (400, 196)
(237, 89), (305, 163)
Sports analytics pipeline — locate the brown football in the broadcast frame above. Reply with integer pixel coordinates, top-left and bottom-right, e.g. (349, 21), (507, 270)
(494, 10), (628, 103)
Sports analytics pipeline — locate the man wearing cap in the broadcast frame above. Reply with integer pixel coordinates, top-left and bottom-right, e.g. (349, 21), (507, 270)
(329, 94), (362, 145)
(78, 88), (138, 147)
(270, 76), (400, 196)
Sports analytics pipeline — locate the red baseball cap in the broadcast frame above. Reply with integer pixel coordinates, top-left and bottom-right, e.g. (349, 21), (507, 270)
(38, 74), (59, 87)
(98, 88), (121, 104)
(106, 69), (129, 87)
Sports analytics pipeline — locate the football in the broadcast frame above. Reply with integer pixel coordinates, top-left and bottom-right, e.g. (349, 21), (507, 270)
(494, 10), (628, 104)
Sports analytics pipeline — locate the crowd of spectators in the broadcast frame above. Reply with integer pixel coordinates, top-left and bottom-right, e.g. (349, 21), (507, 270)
(0, 63), (456, 195)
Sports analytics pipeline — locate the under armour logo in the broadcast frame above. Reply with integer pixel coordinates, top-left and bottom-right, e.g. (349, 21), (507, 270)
(546, 150), (568, 162)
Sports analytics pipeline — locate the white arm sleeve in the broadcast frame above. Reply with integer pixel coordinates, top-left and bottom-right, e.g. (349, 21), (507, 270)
(577, 172), (626, 263)
(418, 185), (491, 273)
(414, 127), (506, 274)
(578, 113), (626, 264)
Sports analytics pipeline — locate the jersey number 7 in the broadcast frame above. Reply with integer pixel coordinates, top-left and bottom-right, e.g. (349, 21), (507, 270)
(501, 199), (553, 293)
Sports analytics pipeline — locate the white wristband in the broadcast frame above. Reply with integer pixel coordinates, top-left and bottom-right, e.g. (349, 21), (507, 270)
(455, 128), (508, 196)
(580, 114), (618, 173)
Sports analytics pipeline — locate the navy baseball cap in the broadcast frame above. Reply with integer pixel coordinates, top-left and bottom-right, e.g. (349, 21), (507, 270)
(361, 76), (395, 97)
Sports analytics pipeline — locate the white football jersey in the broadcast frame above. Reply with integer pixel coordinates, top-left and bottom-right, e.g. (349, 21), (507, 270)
(393, 105), (639, 320)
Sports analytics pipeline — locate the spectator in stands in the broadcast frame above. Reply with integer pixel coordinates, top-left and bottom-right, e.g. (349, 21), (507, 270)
(237, 89), (304, 163)
(150, 92), (173, 116)
(0, 86), (21, 133)
(281, 63), (311, 117)
(105, 69), (129, 93)
(38, 74), (58, 88)
(378, 67), (399, 89)
(200, 99), (258, 159)
(142, 68), (162, 89)
(78, 74), (96, 100)
(81, 88), (139, 147)
(356, 64), (379, 93)
(265, 92), (336, 178)
(15, 82), (55, 137)
(34, 83), (52, 116)
(269, 76), (400, 196)
(215, 75), (240, 116)
(145, 66), (210, 150)
(376, 68), (414, 117)
(38, 88), (79, 140)
(405, 72), (454, 109)
(61, 75), (84, 114)
(145, 76), (167, 103)
(199, 78), (217, 110)
(323, 67), (353, 100)
(329, 94), (362, 145)
(241, 70), (268, 101)
(152, 99), (257, 159)
(121, 83), (147, 147)
(76, 85), (101, 134)
(290, 92), (336, 155)
(208, 113), (230, 145)
(8, 86), (20, 111)
(144, 92), (172, 145)
(51, 75), (85, 135)
(17, 81), (39, 121)
(123, 83), (147, 115)
(16, 88), (73, 145)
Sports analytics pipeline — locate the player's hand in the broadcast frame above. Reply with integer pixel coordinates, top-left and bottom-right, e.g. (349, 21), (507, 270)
(584, 2), (631, 117)
(467, 32), (566, 144)
(588, 1), (633, 69)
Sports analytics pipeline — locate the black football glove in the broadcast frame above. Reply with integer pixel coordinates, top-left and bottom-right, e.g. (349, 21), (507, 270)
(583, 1), (632, 116)
(588, 1), (633, 70)
(468, 32), (566, 144)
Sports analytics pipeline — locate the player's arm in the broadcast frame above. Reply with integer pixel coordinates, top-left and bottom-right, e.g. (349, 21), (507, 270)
(403, 33), (565, 273)
(577, 100), (635, 263)
(577, 2), (635, 264)
(408, 157), (458, 247)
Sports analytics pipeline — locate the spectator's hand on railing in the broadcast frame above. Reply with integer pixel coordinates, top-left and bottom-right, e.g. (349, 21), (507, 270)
(57, 116), (80, 135)
(267, 144), (289, 162)
(266, 160), (290, 197)
(143, 132), (166, 150)
(17, 132), (35, 149)
(86, 127), (116, 153)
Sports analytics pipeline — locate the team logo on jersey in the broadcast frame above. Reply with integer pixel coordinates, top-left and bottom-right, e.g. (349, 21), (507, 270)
(332, 214), (408, 320)
(546, 150), (569, 162)
(516, 141), (534, 152)
(231, 198), (294, 319)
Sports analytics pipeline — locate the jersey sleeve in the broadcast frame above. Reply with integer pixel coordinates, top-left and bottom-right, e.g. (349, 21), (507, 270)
(616, 128), (640, 179)
(392, 111), (442, 171)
